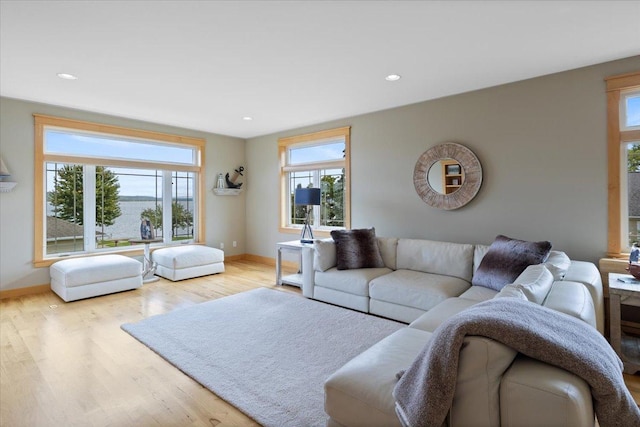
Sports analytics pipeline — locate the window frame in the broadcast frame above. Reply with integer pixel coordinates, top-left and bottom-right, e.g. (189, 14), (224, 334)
(278, 126), (351, 237)
(33, 114), (205, 267)
(621, 91), (640, 130)
(606, 72), (640, 257)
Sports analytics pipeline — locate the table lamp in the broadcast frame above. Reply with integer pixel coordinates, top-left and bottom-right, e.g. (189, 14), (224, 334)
(294, 187), (321, 243)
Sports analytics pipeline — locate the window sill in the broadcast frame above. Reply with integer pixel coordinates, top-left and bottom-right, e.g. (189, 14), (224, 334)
(279, 226), (345, 239)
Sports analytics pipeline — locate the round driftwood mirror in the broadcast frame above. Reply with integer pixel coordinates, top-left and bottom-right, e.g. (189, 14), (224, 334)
(413, 142), (482, 210)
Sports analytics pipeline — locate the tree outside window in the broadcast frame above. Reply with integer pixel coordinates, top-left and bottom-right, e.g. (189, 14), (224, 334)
(48, 165), (122, 227)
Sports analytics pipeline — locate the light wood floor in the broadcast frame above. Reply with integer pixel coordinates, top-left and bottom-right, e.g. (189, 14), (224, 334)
(1, 260), (299, 427)
(1, 259), (639, 426)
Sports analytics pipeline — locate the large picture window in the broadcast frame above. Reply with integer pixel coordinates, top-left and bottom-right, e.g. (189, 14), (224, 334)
(34, 115), (204, 266)
(278, 126), (351, 236)
(606, 72), (640, 257)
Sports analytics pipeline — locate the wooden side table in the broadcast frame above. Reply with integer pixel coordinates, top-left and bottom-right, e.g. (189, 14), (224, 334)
(608, 273), (640, 374)
(276, 240), (313, 287)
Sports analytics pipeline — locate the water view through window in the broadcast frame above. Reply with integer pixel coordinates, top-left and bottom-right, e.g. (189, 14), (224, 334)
(35, 116), (203, 263)
(46, 164), (195, 255)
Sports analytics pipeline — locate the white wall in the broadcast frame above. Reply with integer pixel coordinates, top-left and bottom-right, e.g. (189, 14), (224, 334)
(246, 56), (640, 265)
(0, 97), (245, 290)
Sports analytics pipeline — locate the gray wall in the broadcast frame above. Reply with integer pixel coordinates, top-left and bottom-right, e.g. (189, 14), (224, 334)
(0, 97), (246, 290)
(3, 56), (639, 291)
(246, 56), (640, 265)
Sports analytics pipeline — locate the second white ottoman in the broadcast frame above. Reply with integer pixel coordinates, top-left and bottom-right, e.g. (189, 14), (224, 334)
(152, 245), (225, 281)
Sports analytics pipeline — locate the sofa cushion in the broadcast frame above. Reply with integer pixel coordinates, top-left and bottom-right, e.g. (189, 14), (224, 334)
(500, 356), (593, 427)
(509, 264), (554, 304)
(544, 250), (571, 280)
(325, 328), (432, 427)
(458, 285), (498, 302)
(396, 239), (475, 282)
(315, 267), (392, 296)
(449, 336), (518, 427)
(471, 235), (552, 291)
(377, 237), (399, 270)
(473, 244), (490, 274)
(369, 270), (470, 312)
(542, 281), (596, 328)
(331, 228), (385, 270)
(563, 260), (604, 334)
(409, 297), (478, 332)
(314, 238), (336, 272)
(391, 335), (518, 427)
(369, 299), (427, 324)
(491, 266), (554, 304)
(494, 284), (528, 300)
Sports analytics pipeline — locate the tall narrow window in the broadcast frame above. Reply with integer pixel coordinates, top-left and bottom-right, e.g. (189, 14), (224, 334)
(34, 115), (205, 266)
(606, 72), (640, 257)
(279, 127), (351, 236)
(627, 143), (640, 247)
(171, 171), (195, 242)
(46, 162), (85, 255)
(623, 91), (640, 249)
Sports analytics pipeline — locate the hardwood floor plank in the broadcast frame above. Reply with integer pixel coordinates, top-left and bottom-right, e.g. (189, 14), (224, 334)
(624, 373), (640, 406)
(1, 259), (638, 426)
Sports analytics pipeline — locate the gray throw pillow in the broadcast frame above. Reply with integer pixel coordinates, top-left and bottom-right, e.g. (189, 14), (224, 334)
(330, 228), (385, 270)
(471, 235), (552, 291)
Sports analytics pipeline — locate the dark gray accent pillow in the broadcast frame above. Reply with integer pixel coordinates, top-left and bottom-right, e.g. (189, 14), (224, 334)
(330, 228), (385, 270)
(472, 235), (552, 291)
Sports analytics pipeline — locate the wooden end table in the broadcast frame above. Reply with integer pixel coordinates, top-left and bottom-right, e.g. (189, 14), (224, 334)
(608, 273), (640, 374)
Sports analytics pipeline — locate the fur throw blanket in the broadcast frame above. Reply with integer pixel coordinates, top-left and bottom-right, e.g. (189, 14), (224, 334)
(393, 298), (640, 427)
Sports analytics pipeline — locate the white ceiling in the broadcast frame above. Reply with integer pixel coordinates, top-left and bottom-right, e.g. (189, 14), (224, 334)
(1, 1), (639, 139)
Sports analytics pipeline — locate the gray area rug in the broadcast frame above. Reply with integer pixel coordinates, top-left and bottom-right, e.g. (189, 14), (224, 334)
(121, 287), (404, 427)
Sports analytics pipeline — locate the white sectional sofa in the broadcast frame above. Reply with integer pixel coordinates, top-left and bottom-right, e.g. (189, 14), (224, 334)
(299, 236), (607, 427)
(301, 237), (603, 330)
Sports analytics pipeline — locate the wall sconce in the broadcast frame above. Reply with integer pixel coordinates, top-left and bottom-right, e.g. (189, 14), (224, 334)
(0, 157), (17, 193)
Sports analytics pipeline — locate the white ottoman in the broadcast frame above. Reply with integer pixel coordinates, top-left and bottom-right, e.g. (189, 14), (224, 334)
(50, 254), (142, 302)
(152, 245), (225, 281)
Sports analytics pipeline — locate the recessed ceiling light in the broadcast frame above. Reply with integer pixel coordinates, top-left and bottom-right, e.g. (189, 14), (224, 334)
(385, 74), (401, 81)
(242, 116), (253, 121)
(57, 73), (78, 80)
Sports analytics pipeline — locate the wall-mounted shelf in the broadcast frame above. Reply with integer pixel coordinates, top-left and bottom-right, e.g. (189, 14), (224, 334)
(441, 160), (464, 195)
(0, 182), (17, 193)
(213, 188), (242, 196)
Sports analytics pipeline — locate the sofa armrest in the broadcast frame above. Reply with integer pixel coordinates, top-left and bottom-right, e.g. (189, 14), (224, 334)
(500, 356), (595, 427)
(449, 336), (517, 427)
(564, 261), (604, 334)
(543, 281), (596, 329)
(301, 246), (315, 298)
